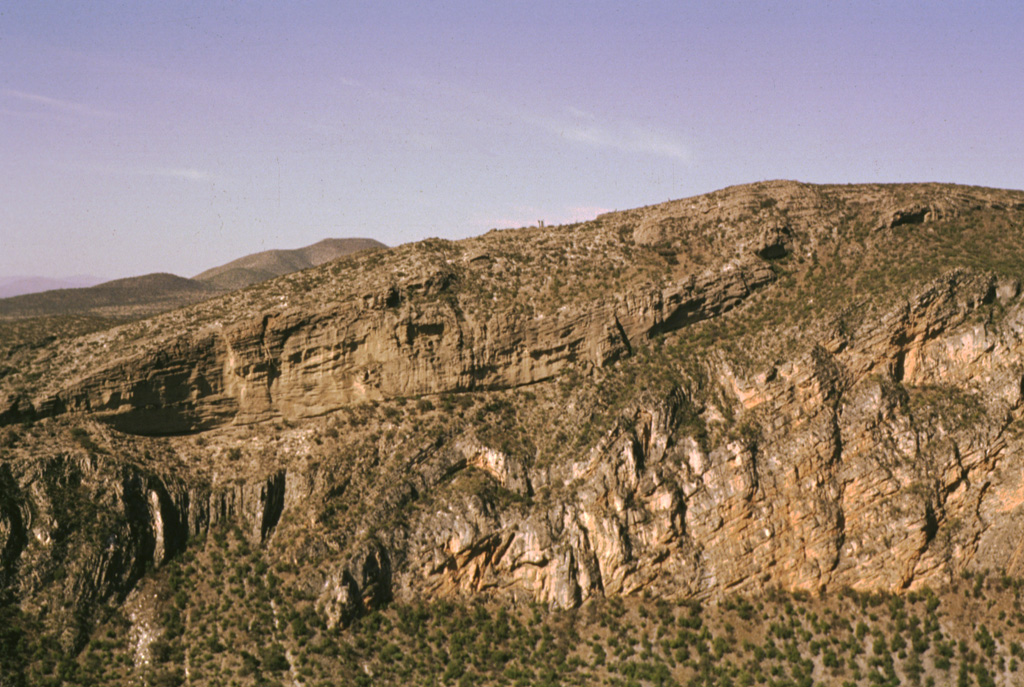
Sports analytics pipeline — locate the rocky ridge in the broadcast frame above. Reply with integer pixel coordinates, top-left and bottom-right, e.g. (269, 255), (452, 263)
(3, 181), (1024, 683)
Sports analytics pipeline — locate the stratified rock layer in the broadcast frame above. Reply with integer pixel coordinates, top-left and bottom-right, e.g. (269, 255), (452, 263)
(3, 180), (1024, 640)
(14, 256), (772, 435)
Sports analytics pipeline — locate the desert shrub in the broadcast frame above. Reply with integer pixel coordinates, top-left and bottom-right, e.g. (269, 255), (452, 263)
(260, 643), (290, 672)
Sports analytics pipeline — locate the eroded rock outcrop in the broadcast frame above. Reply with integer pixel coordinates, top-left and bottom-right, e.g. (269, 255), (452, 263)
(4, 180), (1024, 645)
(309, 267), (1024, 616)
(13, 257), (771, 435)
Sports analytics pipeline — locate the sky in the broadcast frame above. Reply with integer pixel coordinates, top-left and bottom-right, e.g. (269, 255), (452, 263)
(1, 1), (1022, 280)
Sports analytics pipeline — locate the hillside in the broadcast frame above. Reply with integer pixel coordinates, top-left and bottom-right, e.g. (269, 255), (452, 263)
(0, 272), (218, 321)
(193, 237), (386, 291)
(3, 180), (1024, 686)
(0, 237), (386, 348)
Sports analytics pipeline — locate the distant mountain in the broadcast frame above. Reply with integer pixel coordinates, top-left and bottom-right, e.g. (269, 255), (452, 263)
(0, 237), (387, 325)
(0, 272), (218, 320)
(0, 274), (106, 298)
(193, 237), (386, 290)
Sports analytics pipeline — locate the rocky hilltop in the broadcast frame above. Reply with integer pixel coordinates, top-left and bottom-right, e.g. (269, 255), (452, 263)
(192, 237), (387, 291)
(3, 180), (1024, 685)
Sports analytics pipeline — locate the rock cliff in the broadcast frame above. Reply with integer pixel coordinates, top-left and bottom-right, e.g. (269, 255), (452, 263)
(3, 180), (1024, 683)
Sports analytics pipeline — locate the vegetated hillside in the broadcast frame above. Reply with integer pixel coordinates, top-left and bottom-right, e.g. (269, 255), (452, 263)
(3, 180), (1024, 686)
(0, 237), (387, 350)
(0, 273), (216, 320)
(193, 237), (386, 291)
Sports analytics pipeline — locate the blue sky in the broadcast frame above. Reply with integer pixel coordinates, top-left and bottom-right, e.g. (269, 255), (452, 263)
(1, 1), (1021, 279)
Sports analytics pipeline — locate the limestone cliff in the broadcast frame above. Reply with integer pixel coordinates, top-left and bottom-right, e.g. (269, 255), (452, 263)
(3, 180), (1024, 672)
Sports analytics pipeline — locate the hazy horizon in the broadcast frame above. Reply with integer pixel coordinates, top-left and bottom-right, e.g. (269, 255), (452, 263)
(3, 1), (1022, 280)
(0, 234), (389, 295)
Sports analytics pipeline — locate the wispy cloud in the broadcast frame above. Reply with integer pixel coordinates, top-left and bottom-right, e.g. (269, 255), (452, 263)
(145, 167), (213, 182)
(407, 80), (693, 162)
(48, 160), (215, 183)
(529, 109), (692, 162)
(303, 77), (693, 164)
(2, 89), (118, 119)
(110, 165), (215, 183)
(566, 106), (597, 121)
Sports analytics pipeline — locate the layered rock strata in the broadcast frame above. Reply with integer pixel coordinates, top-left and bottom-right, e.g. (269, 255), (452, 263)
(3, 180), (1024, 641)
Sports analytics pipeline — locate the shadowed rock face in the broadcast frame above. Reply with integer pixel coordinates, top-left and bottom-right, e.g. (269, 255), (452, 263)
(4, 180), (1024, 648)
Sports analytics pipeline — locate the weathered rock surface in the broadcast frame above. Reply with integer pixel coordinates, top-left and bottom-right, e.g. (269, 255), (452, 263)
(4, 256), (773, 435)
(4, 180), (1024, 649)
(353, 268), (1024, 612)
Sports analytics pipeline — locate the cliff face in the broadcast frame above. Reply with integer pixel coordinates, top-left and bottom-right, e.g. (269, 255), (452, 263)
(322, 267), (1024, 618)
(6, 250), (773, 435)
(3, 181), (1024, 665)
